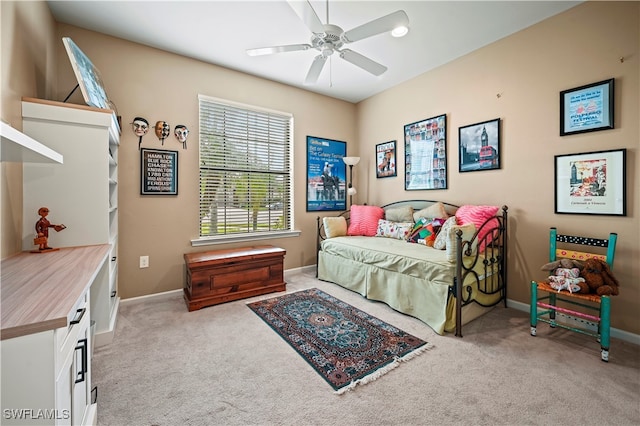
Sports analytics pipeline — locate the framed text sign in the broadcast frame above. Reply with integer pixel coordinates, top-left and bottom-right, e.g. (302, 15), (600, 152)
(560, 78), (614, 136)
(141, 148), (178, 195)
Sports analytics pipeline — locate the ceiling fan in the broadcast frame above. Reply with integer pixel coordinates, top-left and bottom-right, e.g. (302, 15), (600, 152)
(246, 0), (409, 85)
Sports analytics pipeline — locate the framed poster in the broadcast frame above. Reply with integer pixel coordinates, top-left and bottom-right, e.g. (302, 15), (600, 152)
(62, 37), (111, 110)
(141, 148), (178, 195)
(404, 114), (447, 190)
(306, 136), (347, 211)
(554, 148), (626, 216)
(458, 118), (501, 172)
(560, 78), (614, 136)
(376, 140), (397, 178)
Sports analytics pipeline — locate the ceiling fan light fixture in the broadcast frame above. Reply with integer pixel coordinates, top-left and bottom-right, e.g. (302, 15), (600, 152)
(248, 2), (409, 83)
(391, 25), (409, 38)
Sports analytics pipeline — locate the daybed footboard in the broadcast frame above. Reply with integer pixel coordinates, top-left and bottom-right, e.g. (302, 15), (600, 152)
(453, 205), (508, 337)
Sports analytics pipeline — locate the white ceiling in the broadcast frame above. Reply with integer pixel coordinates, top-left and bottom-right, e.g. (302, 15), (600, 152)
(47, 0), (581, 103)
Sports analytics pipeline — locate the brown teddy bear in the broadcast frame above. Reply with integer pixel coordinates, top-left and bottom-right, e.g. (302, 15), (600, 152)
(580, 258), (620, 296)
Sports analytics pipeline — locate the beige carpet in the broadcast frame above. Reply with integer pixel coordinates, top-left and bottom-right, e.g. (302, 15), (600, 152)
(92, 270), (640, 426)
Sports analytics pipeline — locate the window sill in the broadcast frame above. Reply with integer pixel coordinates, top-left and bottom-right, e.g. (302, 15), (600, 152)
(191, 230), (301, 247)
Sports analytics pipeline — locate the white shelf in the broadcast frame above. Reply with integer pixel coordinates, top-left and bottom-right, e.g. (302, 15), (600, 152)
(0, 121), (63, 163)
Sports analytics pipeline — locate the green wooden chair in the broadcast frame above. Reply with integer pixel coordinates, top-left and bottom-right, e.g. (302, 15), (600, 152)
(530, 227), (618, 362)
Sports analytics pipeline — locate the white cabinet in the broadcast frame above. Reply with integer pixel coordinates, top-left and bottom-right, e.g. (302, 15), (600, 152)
(1, 245), (109, 426)
(21, 98), (120, 347)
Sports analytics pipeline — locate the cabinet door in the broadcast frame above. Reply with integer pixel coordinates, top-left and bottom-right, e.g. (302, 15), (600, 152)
(72, 330), (91, 424)
(55, 347), (73, 426)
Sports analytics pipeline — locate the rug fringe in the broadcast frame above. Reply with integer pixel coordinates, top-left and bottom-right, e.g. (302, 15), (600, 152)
(334, 342), (434, 395)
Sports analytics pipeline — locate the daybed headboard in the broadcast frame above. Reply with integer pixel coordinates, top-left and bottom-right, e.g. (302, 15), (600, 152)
(380, 200), (459, 217)
(316, 200), (460, 247)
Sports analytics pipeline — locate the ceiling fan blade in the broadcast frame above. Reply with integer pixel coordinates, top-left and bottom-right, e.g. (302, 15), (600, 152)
(287, 0), (325, 35)
(246, 44), (311, 56)
(341, 10), (409, 43)
(339, 49), (387, 76)
(304, 55), (328, 85)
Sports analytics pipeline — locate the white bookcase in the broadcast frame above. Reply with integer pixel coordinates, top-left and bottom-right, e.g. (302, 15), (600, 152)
(21, 98), (120, 347)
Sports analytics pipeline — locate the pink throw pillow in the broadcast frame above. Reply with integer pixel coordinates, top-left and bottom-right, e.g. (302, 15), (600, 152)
(348, 205), (385, 236)
(455, 205), (500, 251)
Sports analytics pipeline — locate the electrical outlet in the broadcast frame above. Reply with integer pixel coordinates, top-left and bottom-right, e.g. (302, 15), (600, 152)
(139, 255), (149, 268)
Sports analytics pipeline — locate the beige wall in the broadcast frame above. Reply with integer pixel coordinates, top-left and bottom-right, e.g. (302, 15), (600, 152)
(357, 1), (639, 334)
(2, 1), (638, 335)
(1, 0), (58, 258)
(51, 25), (357, 299)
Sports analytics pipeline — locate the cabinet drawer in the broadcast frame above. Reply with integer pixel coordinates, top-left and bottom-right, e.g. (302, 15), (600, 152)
(55, 292), (89, 370)
(189, 258), (281, 296)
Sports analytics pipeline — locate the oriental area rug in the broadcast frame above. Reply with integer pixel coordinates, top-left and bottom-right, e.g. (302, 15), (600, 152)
(247, 288), (431, 394)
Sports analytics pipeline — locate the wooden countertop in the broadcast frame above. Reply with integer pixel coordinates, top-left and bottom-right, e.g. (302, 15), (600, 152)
(1, 244), (110, 340)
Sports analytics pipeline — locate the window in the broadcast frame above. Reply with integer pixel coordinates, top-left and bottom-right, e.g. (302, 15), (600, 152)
(197, 95), (293, 242)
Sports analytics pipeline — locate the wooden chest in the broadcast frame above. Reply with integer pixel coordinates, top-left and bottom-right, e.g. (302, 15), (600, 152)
(183, 245), (286, 311)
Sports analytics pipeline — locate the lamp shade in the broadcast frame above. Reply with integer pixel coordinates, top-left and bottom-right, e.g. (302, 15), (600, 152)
(347, 187), (357, 196)
(343, 156), (360, 166)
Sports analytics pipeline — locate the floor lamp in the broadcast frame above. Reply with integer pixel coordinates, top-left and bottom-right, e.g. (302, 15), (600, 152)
(342, 156), (360, 207)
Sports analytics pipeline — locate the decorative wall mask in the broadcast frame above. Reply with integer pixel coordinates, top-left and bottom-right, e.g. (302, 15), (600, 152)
(131, 117), (149, 150)
(155, 121), (170, 145)
(174, 125), (189, 149)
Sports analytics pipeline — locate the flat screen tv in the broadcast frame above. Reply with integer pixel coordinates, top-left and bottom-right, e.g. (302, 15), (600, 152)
(62, 37), (111, 110)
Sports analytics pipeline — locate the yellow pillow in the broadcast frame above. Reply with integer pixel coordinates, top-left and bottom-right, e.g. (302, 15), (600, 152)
(446, 223), (477, 263)
(323, 216), (347, 238)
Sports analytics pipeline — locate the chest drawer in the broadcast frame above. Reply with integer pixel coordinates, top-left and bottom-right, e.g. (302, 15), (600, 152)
(184, 246), (286, 311)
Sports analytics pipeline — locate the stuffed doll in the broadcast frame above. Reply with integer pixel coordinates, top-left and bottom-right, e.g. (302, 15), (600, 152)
(547, 275), (586, 293)
(541, 258), (589, 293)
(580, 258), (620, 296)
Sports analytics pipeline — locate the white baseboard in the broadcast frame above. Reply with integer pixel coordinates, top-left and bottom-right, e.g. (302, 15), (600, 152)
(508, 299), (640, 346)
(121, 288), (183, 305)
(121, 266), (315, 306)
(285, 264), (315, 278)
(119, 271), (639, 346)
(94, 297), (120, 347)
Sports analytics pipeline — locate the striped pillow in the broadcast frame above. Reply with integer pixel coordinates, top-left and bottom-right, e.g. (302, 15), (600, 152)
(455, 205), (500, 252)
(347, 205), (385, 236)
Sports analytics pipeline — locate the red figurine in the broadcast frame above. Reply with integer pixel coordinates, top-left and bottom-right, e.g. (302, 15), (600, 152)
(32, 207), (66, 252)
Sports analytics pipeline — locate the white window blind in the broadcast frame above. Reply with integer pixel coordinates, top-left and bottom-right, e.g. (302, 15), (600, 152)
(198, 95), (292, 238)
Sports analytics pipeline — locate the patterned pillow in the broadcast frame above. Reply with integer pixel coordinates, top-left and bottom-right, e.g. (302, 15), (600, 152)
(385, 206), (414, 223)
(347, 205), (385, 236)
(412, 202), (450, 223)
(431, 217), (447, 234)
(433, 216), (457, 250)
(322, 216), (347, 238)
(376, 219), (413, 240)
(407, 217), (437, 246)
(455, 205), (500, 252)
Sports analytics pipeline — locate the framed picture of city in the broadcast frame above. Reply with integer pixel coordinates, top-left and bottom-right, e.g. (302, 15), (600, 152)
(458, 118), (501, 173)
(554, 148), (626, 216)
